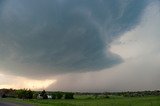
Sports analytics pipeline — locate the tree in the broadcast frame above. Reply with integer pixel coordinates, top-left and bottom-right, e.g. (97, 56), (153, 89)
(40, 90), (48, 99)
(64, 92), (74, 99)
(56, 92), (63, 99)
(51, 93), (56, 99)
(33, 93), (39, 99)
(16, 89), (33, 99)
(1, 94), (6, 98)
(25, 90), (33, 99)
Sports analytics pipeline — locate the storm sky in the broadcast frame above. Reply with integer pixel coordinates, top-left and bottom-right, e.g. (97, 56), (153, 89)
(0, 0), (160, 92)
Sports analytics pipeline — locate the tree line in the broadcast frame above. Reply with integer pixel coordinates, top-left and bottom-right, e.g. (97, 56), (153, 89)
(0, 89), (74, 99)
(1, 89), (160, 99)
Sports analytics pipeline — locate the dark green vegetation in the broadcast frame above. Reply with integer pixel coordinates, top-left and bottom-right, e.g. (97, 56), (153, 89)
(17, 89), (34, 99)
(1, 96), (160, 106)
(0, 89), (75, 100)
(40, 90), (48, 99)
(1, 89), (160, 106)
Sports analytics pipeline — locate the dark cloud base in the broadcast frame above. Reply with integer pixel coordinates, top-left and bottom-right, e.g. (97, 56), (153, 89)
(0, 0), (148, 78)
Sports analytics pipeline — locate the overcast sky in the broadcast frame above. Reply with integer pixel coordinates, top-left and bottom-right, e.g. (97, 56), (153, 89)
(0, 0), (160, 92)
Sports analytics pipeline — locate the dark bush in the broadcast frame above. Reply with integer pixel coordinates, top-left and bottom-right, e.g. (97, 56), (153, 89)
(64, 92), (74, 99)
(40, 90), (48, 99)
(105, 95), (110, 98)
(25, 90), (33, 99)
(56, 92), (63, 99)
(16, 89), (33, 99)
(93, 94), (99, 99)
(1, 94), (6, 98)
(40, 90), (46, 97)
(43, 94), (48, 99)
(0, 89), (16, 98)
(33, 93), (38, 99)
(51, 93), (56, 99)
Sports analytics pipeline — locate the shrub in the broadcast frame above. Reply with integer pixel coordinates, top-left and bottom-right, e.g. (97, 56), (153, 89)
(1, 94), (6, 98)
(33, 93), (38, 99)
(25, 90), (33, 99)
(16, 89), (33, 99)
(51, 93), (56, 99)
(64, 92), (74, 99)
(40, 90), (48, 99)
(56, 92), (63, 99)
(43, 94), (48, 99)
(105, 95), (110, 98)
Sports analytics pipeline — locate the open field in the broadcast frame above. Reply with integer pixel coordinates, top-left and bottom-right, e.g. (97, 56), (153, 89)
(1, 96), (160, 106)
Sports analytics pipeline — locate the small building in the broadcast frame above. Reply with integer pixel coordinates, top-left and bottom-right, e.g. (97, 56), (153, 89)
(37, 94), (52, 99)
(47, 95), (52, 99)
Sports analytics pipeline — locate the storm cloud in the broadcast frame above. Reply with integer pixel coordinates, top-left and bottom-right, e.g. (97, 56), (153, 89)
(0, 0), (148, 78)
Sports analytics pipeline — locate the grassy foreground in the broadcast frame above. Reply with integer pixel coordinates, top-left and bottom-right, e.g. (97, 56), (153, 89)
(1, 96), (160, 106)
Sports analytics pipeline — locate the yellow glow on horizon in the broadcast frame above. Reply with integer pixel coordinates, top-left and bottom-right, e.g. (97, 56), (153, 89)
(0, 84), (12, 89)
(0, 73), (57, 90)
(25, 79), (57, 90)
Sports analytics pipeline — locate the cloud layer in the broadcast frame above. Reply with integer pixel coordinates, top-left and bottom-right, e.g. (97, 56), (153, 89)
(48, 1), (160, 92)
(0, 0), (147, 78)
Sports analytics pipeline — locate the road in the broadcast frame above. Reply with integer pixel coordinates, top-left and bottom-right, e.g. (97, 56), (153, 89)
(0, 101), (34, 106)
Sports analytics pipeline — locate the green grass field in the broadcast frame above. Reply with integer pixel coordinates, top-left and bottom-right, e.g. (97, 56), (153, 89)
(1, 96), (160, 106)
